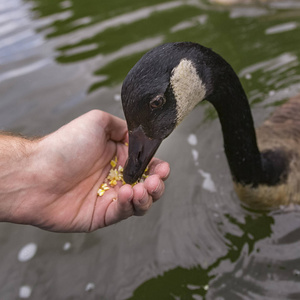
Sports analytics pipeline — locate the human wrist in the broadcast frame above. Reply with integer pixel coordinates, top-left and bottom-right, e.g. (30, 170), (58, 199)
(0, 135), (40, 223)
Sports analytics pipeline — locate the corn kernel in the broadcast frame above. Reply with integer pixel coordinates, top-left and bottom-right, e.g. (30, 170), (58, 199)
(109, 179), (117, 186)
(98, 189), (105, 196)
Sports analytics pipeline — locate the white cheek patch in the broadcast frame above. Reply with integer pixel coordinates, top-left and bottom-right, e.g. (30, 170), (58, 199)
(170, 59), (206, 125)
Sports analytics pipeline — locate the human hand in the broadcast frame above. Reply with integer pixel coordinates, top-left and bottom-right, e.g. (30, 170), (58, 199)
(3, 110), (169, 232)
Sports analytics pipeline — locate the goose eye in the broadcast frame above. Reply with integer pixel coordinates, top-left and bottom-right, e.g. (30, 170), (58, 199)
(150, 96), (166, 110)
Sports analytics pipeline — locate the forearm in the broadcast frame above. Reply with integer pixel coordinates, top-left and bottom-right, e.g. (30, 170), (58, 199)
(0, 134), (38, 223)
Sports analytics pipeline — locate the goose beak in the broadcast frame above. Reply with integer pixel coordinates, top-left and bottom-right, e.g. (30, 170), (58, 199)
(123, 126), (162, 184)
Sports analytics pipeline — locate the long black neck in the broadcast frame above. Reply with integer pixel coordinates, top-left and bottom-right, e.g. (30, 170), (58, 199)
(207, 68), (264, 186)
(206, 67), (290, 187)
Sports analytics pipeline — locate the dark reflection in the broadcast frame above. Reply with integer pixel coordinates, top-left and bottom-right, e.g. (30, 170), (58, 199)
(31, 0), (175, 37)
(224, 213), (274, 257)
(28, 0), (300, 107)
(129, 212), (274, 299)
(89, 53), (145, 92)
(56, 5), (201, 63)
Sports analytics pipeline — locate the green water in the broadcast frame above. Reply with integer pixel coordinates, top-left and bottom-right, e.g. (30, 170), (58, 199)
(1, 0), (300, 299)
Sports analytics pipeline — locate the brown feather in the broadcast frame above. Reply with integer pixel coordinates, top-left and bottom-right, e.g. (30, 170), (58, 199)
(234, 94), (300, 208)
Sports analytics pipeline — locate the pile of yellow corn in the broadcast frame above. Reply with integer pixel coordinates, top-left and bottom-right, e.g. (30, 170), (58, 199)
(97, 156), (148, 197)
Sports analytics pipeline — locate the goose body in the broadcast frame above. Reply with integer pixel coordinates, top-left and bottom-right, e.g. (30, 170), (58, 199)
(237, 94), (300, 207)
(121, 42), (300, 208)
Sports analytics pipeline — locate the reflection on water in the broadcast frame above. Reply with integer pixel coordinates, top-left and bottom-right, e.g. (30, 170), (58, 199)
(1, 0), (300, 299)
(129, 212), (275, 299)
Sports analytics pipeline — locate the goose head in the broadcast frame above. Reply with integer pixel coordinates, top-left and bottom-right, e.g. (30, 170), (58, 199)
(121, 42), (220, 184)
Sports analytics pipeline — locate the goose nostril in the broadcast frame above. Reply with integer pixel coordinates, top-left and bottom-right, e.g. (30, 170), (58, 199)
(137, 149), (142, 162)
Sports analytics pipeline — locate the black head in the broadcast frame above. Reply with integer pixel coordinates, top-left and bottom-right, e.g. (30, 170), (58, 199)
(121, 42), (217, 183)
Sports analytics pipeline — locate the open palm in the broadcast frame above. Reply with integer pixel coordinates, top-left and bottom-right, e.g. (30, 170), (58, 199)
(26, 110), (169, 232)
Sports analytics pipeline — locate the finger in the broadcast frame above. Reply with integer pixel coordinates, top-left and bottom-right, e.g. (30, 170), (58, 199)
(132, 183), (153, 216)
(144, 175), (165, 202)
(104, 185), (134, 226)
(148, 159), (170, 181)
(96, 110), (127, 142)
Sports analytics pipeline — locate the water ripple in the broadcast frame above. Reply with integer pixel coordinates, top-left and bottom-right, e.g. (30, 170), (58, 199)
(266, 22), (298, 35)
(51, 1), (184, 46)
(0, 59), (51, 83)
(239, 53), (298, 77)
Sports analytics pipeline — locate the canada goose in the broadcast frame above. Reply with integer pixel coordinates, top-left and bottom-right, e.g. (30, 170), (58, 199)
(121, 42), (300, 208)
